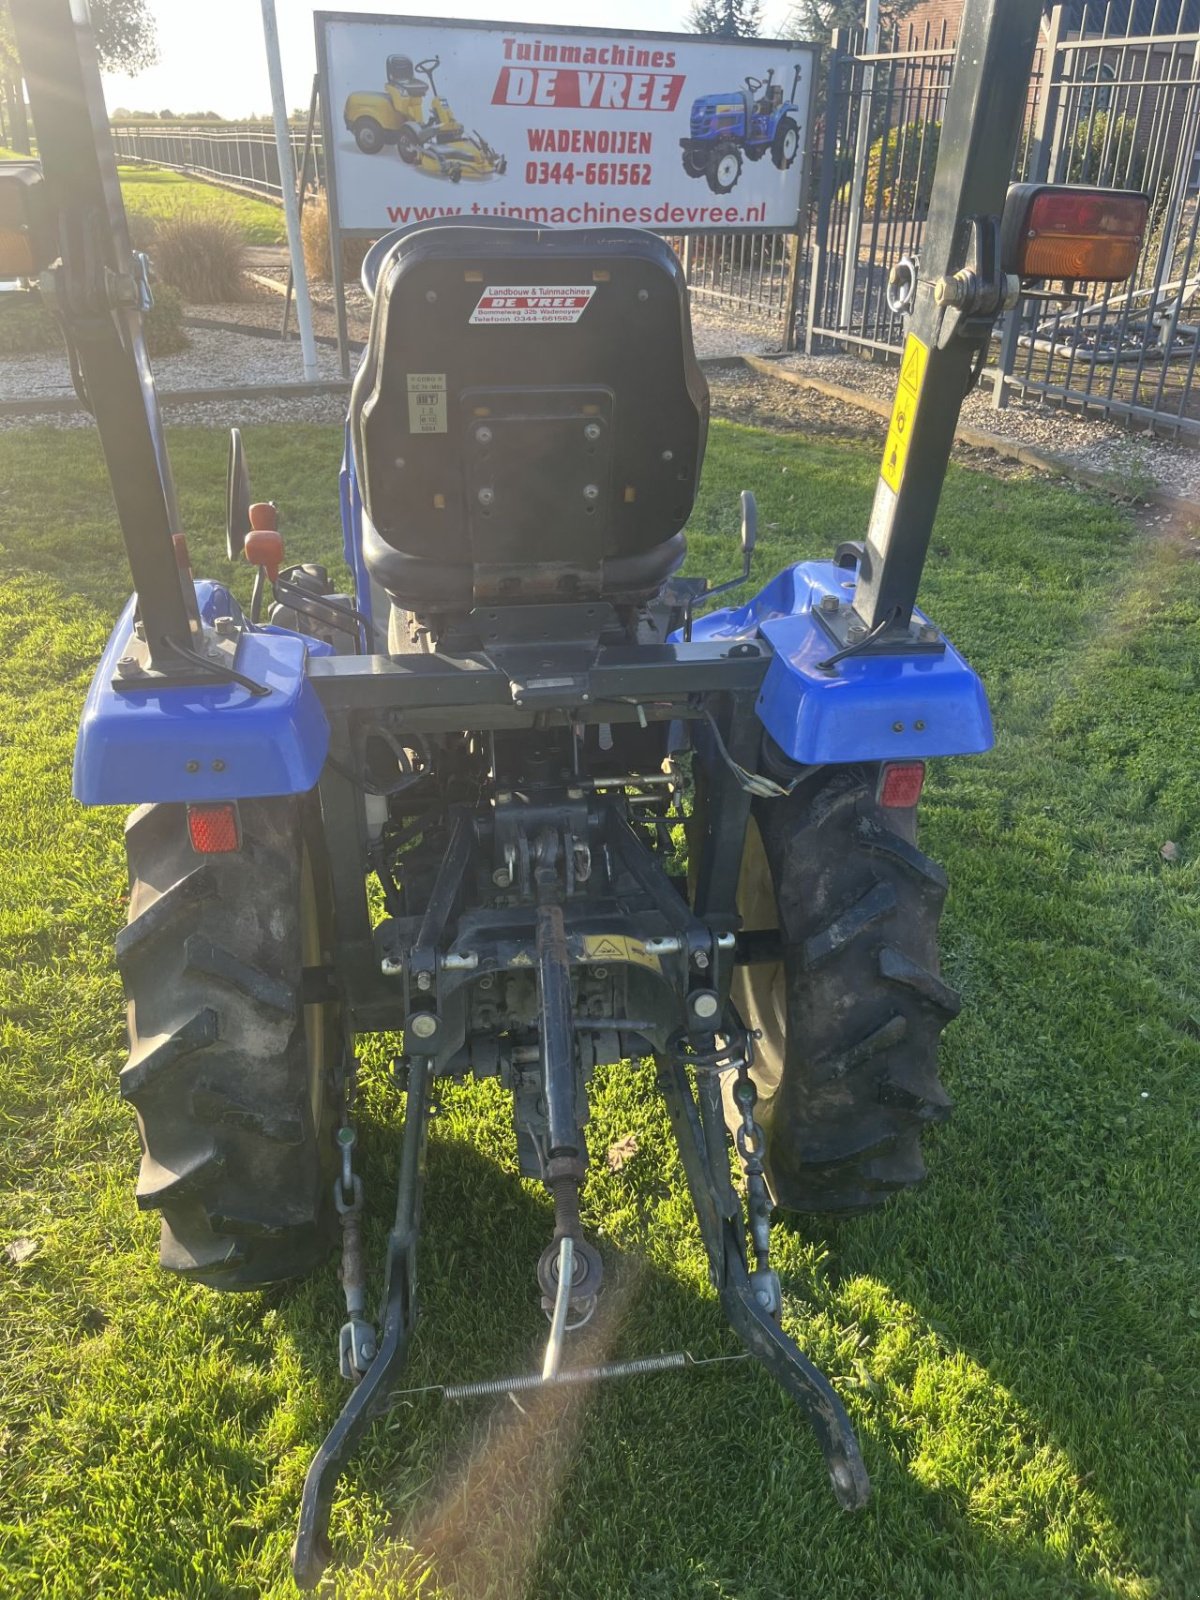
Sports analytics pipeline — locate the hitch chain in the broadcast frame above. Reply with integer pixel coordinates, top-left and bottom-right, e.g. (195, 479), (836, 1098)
(334, 1063), (376, 1382)
(732, 1048), (782, 1320)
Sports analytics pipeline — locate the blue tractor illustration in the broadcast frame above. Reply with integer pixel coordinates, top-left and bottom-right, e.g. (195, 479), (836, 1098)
(680, 65), (803, 195)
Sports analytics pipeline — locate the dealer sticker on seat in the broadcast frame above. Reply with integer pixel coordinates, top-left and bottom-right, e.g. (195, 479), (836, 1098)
(470, 285), (596, 325)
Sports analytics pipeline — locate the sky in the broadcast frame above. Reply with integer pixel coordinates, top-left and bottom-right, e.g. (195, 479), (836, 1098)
(101, 0), (798, 119)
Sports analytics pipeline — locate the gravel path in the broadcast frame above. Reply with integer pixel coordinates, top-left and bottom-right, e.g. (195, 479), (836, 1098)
(0, 271), (789, 432)
(775, 351), (1200, 504)
(0, 325), (342, 407)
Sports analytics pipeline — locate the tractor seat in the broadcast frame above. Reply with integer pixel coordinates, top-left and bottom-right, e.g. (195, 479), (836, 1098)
(386, 54), (426, 95)
(350, 222), (709, 616)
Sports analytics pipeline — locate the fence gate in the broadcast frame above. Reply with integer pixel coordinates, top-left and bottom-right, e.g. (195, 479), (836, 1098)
(805, 21), (963, 358)
(677, 231), (805, 347)
(804, 3), (1200, 440)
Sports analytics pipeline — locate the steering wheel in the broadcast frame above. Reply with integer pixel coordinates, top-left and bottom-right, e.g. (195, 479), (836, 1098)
(744, 75), (763, 93)
(417, 57), (440, 73)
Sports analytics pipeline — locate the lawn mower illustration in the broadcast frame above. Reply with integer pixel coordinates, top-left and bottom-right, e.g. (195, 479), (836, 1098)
(343, 53), (505, 182)
(6, 0), (1149, 1589)
(680, 65), (803, 195)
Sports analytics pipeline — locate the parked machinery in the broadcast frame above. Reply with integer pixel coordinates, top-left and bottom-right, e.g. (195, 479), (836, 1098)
(343, 53), (506, 182)
(680, 65), (803, 195)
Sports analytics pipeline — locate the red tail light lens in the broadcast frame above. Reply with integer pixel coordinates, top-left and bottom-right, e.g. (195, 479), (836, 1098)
(187, 802), (240, 854)
(878, 761), (925, 809)
(1003, 184), (1148, 283)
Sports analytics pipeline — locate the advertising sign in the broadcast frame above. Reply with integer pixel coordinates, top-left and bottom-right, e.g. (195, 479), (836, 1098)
(315, 14), (815, 236)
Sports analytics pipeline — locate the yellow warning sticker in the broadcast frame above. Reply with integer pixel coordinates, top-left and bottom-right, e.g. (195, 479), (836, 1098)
(880, 334), (928, 493)
(581, 934), (661, 972)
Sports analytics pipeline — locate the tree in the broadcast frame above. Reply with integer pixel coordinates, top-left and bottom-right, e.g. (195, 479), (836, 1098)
(788, 0), (919, 42)
(1, 0), (156, 153)
(1, 0), (158, 80)
(688, 0), (764, 39)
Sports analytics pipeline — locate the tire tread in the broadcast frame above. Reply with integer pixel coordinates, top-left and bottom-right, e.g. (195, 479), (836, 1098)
(119, 798), (335, 1288)
(739, 773), (958, 1214)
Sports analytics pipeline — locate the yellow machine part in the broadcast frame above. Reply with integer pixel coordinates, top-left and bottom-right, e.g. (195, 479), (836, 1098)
(343, 87), (423, 132)
(387, 85), (426, 123)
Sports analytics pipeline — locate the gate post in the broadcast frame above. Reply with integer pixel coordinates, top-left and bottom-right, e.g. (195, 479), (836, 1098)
(994, 3), (1064, 409)
(782, 231), (803, 351)
(838, 2), (879, 332)
(805, 30), (849, 355)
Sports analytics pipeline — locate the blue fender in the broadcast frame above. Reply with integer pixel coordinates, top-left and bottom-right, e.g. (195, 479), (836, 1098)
(689, 560), (993, 765)
(73, 581), (333, 806)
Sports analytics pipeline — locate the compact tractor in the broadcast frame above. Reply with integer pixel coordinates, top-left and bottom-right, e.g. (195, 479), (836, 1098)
(680, 65), (804, 195)
(5, 0), (1147, 1587)
(344, 52), (506, 182)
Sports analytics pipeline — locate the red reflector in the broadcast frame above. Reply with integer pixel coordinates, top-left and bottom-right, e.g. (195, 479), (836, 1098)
(187, 802), (240, 854)
(879, 761), (925, 809)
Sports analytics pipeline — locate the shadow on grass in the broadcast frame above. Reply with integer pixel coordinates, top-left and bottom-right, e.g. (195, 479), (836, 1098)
(277, 1132), (1146, 1600)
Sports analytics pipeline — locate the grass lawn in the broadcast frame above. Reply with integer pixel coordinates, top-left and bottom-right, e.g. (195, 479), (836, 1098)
(0, 156), (284, 246)
(0, 418), (1197, 1599)
(117, 163), (286, 245)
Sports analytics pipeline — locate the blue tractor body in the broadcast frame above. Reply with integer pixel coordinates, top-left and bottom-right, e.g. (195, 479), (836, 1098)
(75, 553), (992, 805)
(65, 216), (1008, 1584)
(679, 66), (804, 195)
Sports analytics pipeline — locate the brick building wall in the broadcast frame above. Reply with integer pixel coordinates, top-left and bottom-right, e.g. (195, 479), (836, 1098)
(898, 1), (962, 47)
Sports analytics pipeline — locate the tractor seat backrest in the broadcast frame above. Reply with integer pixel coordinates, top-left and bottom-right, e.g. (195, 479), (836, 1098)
(386, 54), (425, 95)
(351, 222), (709, 617)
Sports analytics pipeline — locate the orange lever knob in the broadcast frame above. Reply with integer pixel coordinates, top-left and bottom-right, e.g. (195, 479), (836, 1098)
(248, 502), (277, 531)
(244, 526), (285, 582)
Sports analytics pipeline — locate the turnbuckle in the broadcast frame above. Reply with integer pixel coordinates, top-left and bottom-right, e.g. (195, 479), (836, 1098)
(732, 1055), (782, 1320)
(334, 1125), (376, 1381)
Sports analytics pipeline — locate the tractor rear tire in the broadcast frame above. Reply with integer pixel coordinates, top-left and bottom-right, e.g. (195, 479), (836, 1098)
(728, 767), (958, 1213)
(116, 797), (339, 1288)
(771, 116), (800, 171)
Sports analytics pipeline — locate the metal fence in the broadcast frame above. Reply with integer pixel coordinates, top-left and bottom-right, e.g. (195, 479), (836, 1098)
(808, 2), (1200, 438)
(674, 232), (805, 337)
(110, 121), (318, 200)
(807, 21), (961, 357)
(38, 10), (1200, 430)
(999, 4), (1200, 436)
